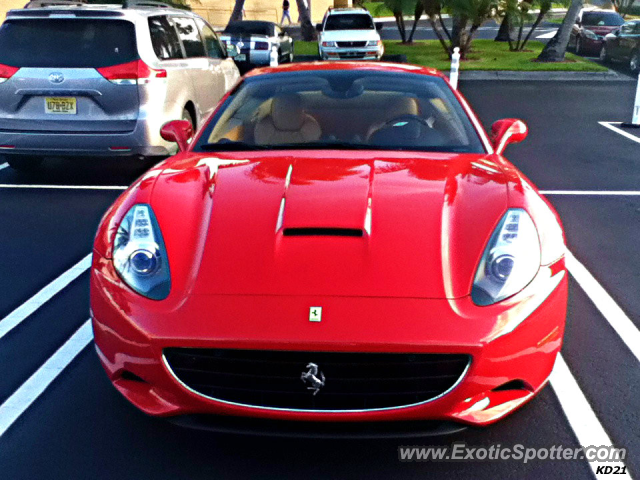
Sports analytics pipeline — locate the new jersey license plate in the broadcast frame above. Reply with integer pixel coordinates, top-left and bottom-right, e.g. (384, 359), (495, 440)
(45, 97), (77, 115)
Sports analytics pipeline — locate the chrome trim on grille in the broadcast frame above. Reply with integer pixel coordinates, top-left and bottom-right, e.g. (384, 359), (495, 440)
(162, 352), (471, 414)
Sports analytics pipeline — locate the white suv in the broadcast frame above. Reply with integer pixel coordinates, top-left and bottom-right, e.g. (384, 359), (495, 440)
(316, 8), (383, 61)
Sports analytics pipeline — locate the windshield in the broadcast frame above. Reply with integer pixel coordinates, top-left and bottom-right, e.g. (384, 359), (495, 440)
(224, 22), (272, 36)
(324, 14), (374, 31)
(0, 19), (137, 68)
(194, 70), (485, 154)
(582, 12), (624, 26)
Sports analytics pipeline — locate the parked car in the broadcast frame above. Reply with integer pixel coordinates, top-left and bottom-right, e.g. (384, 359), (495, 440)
(0, 0), (240, 171)
(601, 20), (640, 72)
(220, 21), (294, 71)
(91, 62), (568, 433)
(316, 7), (383, 61)
(569, 9), (624, 56)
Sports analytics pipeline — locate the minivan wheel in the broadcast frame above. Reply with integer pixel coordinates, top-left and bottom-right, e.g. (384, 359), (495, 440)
(6, 156), (43, 171)
(630, 50), (640, 73)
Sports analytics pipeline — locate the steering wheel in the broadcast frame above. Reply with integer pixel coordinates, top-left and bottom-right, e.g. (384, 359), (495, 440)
(369, 114), (440, 146)
(381, 114), (431, 130)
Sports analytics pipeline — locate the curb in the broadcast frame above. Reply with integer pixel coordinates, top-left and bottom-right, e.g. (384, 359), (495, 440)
(373, 9), (567, 23)
(453, 70), (634, 81)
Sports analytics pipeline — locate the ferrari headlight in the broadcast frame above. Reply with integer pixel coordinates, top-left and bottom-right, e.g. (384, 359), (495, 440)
(113, 204), (171, 300)
(471, 209), (541, 306)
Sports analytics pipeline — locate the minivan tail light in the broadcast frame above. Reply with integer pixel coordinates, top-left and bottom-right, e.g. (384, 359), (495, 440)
(97, 60), (167, 85)
(0, 64), (19, 83)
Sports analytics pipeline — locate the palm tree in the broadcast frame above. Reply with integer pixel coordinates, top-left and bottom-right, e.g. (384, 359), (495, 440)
(537, 0), (582, 61)
(297, 0), (317, 41)
(230, 0), (245, 23)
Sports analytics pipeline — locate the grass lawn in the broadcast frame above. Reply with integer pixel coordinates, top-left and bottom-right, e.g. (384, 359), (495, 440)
(362, 2), (408, 18)
(363, 2), (566, 18)
(294, 39), (607, 71)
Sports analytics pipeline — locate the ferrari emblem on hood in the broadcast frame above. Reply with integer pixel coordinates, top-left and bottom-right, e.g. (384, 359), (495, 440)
(301, 363), (325, 395)
(309, 306), (322, 322)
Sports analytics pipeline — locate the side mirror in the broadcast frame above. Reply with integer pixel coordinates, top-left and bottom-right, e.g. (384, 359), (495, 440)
(226, 43), (239, 58)
(615, 29), (621, 36)
(375, 22), (383, 31)
(160, 120), (193, 152)
(491, 118), (528, 155)
(315, 23), (322, 32)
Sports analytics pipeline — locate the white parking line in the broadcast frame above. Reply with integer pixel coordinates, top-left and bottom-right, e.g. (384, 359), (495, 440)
(0, 163), (8, 171)
(541, 190), (640, 195)
(599, 121), (640, 145)
(0, 184), (128, 190)
(551, 354), (632, 480)
(536, 30), (558, 39)
(0, 319), (92, 438)
(0, 254), (91, 340)
(566, 250), (640, 364)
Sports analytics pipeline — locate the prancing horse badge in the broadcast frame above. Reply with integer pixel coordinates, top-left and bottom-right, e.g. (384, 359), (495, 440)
(309, 307), (322, 322)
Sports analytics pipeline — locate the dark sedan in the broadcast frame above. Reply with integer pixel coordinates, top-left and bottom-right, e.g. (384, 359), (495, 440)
(601, 20), (640, 72)
(221, 21), (294, 72)
(570, 10), (624, 56)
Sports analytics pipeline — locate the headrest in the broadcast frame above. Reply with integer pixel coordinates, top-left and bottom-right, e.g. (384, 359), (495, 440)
(387, 96), (419, 118)
(271, 94), (305, 131)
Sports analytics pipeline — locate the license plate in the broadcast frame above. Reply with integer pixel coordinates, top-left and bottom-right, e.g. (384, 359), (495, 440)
(45, 97), (77, 115)
(235, 54), (246, 61)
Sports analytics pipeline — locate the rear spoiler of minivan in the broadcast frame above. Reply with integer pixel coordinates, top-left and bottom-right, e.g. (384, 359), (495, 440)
(24, 0), (87, 8)
(22, 0), (175, 8)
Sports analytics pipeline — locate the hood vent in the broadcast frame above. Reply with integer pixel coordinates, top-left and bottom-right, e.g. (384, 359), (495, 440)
(283, 227), (364, 237)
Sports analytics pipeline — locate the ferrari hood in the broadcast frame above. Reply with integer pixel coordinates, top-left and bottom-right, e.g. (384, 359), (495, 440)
(151, 151), (509, 299)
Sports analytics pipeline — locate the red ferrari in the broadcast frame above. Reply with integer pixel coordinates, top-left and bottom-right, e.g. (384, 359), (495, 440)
(90, 62), (567, 434)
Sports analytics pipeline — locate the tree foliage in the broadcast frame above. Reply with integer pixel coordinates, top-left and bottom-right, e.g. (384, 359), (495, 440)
(501, 0), (552, 51)
(611, 0), (635, 18)
(376, 0), (416, 43)
(419, 0), (497, 59)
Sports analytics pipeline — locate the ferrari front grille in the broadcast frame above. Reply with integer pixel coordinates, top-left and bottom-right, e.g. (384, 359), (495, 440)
(163, 349), (470, 411)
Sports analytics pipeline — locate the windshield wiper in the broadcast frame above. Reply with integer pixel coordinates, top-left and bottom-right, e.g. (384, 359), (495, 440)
(269, 141), (380, 150)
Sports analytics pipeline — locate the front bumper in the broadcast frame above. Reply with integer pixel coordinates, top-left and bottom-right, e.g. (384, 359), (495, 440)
(91, 254), (567, 428)
(0, 119), (174, 158)
(320, 47), (383, 61)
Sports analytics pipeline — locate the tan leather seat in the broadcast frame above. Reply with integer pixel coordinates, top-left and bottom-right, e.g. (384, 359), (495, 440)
(366, 96), (420, 140)
(254, 94), (321, 145)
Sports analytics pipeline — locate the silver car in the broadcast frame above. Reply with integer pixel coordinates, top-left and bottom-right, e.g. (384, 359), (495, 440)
(0, 0), (240, 170)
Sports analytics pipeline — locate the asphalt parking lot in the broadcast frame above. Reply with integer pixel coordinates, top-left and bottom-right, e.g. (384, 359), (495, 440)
(0, 79), (638, 479)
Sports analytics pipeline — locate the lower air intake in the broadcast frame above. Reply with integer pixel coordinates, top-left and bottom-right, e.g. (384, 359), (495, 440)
(164, 349), (470, 411)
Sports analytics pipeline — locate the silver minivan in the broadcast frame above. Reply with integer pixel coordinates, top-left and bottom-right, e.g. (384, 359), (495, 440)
(0, 1), (240, 170)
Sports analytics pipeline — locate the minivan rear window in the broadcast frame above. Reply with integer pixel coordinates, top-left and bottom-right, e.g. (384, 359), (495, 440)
(0, 19), (137, 68)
